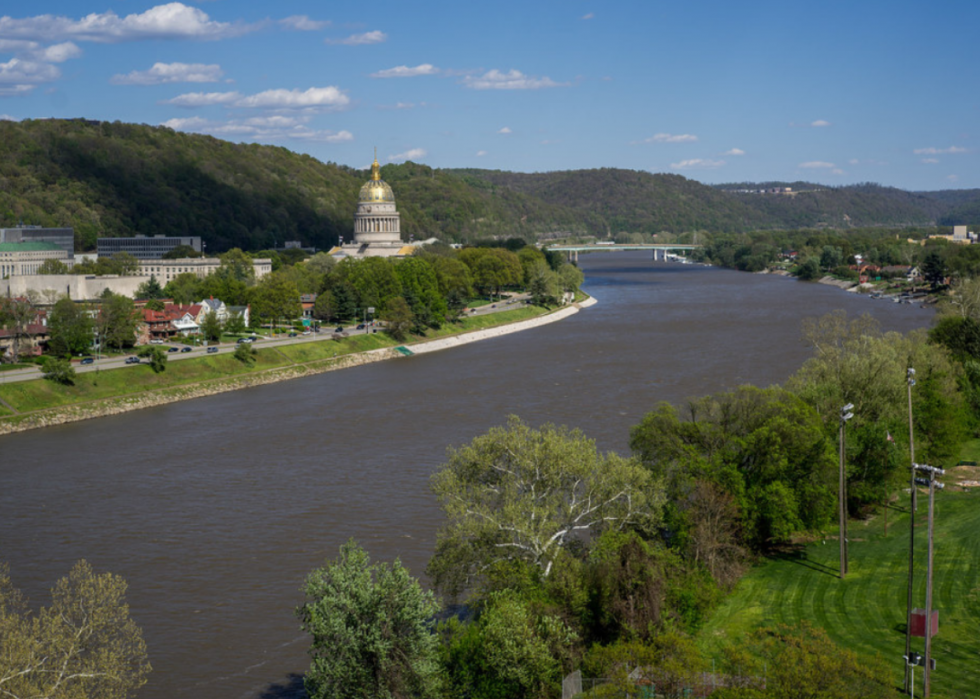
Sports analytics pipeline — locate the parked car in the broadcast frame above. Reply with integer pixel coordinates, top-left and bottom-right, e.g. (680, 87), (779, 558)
(236, 337), (253, 344)
(167, 346), (179, 353)
(181, 346), (192, 353)
(80, 357), (94, 365)
(334, 327), (344, 333)
(149, 339), (164, 345)
(207, 346), (219, 354)
(288, 332), (298, 337)
(125, 356), (140, 364)
(356, 323), (366, 330)
(302, 330), (312, 335)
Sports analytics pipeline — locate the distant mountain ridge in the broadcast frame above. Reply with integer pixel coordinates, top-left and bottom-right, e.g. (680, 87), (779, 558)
(0, 119), (977, 253)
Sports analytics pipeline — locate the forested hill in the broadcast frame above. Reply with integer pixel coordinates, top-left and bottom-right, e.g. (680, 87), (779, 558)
(0, 119), (590, 252)
(1, 119), (978, 253)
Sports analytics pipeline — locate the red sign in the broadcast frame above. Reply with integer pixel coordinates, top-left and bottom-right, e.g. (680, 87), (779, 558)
(911, 609), (938, 638)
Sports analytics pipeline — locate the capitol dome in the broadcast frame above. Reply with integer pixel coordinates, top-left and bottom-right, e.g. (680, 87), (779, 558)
(359, 158), (395, 203)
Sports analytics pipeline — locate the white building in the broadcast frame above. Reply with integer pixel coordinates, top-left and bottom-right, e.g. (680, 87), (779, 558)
(136, 257), (273, 283)
(0, 242), (72, 277)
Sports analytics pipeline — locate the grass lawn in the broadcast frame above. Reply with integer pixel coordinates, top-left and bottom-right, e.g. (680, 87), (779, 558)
(698, 487), (980, 698)
(958, 438), (980, 464)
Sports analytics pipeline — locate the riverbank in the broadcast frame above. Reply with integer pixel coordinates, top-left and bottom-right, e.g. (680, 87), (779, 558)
(0, 298), (595, 436)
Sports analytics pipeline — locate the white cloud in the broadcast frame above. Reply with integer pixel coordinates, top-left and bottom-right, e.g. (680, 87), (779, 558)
(0, 40), (83, 63)
(0, 3), (256, 43)
(162, 90), (240, 106)
(233, 86), (349, 110)
(476, 150), (487, 156)
(279, 16), (330, 31)
(0, 113), (17, 120)
(112, 62), (223, 85)
(723, 148), (745, 156)
(462, 69), (567, 90)
(913, 146), (966, 155)
(848, 158), (859, 165)
(921, 158), (939, 164)
(389, 147), (426, 162)
(637, 133), (698, 144)
(671, 159), (724, 170)
(799, 161), (835, 169)
(947, 174), (959, 182)
(811, 119), (831, 127)
(0, 84), (33, 96)
(162, 116), (210, 130)
(370, 64), (438, 78)
(0, 57), (60, 86)
(582, 13), (595, 19)
(497, 127), (512, 134)
(162, 115), (353, 143)
(325, 30), (387, 46)
(832, 168), (845, 175)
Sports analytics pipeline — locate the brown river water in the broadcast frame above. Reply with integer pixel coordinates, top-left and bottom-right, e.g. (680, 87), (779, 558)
(0, 253), (934, 698)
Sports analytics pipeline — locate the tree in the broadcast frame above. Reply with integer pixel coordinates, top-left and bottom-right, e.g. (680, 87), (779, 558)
(42, 357), (76, 386)
(0, 560), (151, 699)
(144, 298), (165, 312)
(47, 297), (93, 357)
(200, 310), (223, 343)
(0, 297), (35, 363)
(312, 290), (334, 322)
(224, 311), (247, 336)
(428, 416), (660, 595)
(297, 540), (441, 699)
(161, 244), (201, 259)
(381, 296), (414, 341)
(249, 273), (301, 328)
(136, 275), (165, 300)
(98, 294), (139, 350)
(36, 258), (70, 274)
(108, 251), (139, 276)
(233, 342), (256, 365)
(137, 345), (167, 373)
(163, 272), (204, 305)
(795, 258), (821, 281)
(921, 249), (947, 289)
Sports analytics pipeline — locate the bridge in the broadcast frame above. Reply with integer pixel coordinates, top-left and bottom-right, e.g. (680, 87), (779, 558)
(546, 243), (701, 262)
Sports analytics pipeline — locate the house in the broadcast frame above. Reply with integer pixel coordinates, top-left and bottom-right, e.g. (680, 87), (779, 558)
(199, 297), (229, 323)
(300, 293), (317, 318)
(137, 303), (203, 343)
(227, 305), (250, 328)
(0, 323), (49, 360)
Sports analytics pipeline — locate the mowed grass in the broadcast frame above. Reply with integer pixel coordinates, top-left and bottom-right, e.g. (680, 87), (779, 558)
(698, 488), (980, 698)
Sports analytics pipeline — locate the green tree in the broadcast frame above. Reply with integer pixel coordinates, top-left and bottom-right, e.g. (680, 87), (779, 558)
(144, 298), (165, 312)
(795, 258), (821, 281)
(36, 258), (70, 274)
(0, 560), (151, 699)
(250, 273), (301, 327)
(312, 291), (334, 322)
(297, 540), (441, 699)
(161, 244), (201, 259)
(137, 345), (167, 373)
(233, 342), (256, 365)
(921, 249), (947, 289)
(108, 251), (139, 276)
(136, 275), (165, 300)
(224, 311), (247, 336)
(47, 297), (93, 357)
(200, 310), (223, 343)
(381, 296), (414, 341)
(0, 297), (36, 363)
(429, 416), (660, 595)
(98, 294), (139, 350)
(42, 357), (76, 386)
(162, 272), (204, 305)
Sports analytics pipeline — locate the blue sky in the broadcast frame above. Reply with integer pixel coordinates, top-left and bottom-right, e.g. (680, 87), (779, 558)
(1, 1), (977, 190)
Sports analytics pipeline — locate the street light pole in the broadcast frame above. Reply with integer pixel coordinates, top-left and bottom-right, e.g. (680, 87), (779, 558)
(915, 464), (944, 699)
(904, 367), (917, 694)
(839, 403), (854, 579)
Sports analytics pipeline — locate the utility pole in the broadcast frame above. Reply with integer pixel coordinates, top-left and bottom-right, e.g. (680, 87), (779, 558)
(904, 366), (916, 694)
(915, 464), (943, 698)
(839, 403), (854, 578)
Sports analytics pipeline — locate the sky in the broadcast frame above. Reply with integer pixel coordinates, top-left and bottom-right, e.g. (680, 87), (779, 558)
(1, 1), (978, 191)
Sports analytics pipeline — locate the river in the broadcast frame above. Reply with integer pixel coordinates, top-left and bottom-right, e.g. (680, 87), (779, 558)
(0, 253), (934, 698)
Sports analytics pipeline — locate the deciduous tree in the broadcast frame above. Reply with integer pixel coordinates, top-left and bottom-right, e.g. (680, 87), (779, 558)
(0, 560), (151, 699)
(429, 416), (660, 595)
(47, 297), (93, 357)
(297, 540), (441, 699)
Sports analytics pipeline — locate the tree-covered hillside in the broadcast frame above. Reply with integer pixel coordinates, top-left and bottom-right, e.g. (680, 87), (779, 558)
(2, 119), (978, 254)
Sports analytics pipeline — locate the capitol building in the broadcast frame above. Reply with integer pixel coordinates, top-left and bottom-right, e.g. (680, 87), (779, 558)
(330, 153), (425, 259)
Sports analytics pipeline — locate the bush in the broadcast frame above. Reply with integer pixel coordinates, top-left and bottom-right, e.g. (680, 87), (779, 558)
(233, 343), (256, 365)
(42, 357), (76, 385)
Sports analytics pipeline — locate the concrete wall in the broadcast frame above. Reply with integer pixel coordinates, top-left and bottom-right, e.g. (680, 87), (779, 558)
(0, 275), (144, 300)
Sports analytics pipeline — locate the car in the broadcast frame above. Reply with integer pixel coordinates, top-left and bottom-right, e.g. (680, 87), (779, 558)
(335, 327), (344, 333)
(207, 346), (219, 354)
(80, 357), (94, 365)
(288, 332), (298, 337)
(125, 356), (140, 364)
(181, 346), (192, 353)
(302, 330), (312, 336)
(236, 337), (252, 344)
(149, 339), (164, 345)
(356, 323), (366, 330)
(168, 346), (179, 353)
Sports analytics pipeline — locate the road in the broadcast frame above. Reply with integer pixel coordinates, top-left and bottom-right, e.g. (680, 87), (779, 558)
(0, 294), (531, 386)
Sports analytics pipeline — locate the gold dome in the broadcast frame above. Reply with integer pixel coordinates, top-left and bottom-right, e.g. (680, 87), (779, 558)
(359, 154), (395, 203)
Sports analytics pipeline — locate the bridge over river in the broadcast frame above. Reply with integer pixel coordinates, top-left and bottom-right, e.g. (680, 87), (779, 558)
(548, 243), (701, 261)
